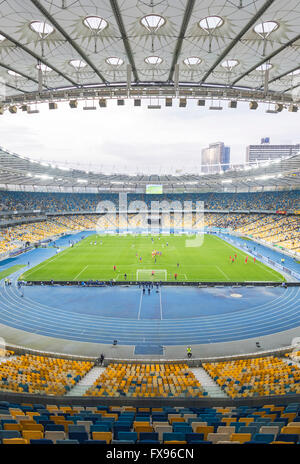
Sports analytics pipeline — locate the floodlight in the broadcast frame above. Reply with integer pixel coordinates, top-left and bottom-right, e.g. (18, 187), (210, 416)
(49, 102), (57, 110)
(117, 99), (125, 106)
(197, 99), (205, 106)
(228, 100), (237, 108)
(179, 98), (186, 107)
(69, 100), (78, 108)
(275, 103), (283, 112)
(165, 98), (172, 107)
(134, 99), (141, 106)
(288, 104), (298, 112)
(99, 99), (107, 108)
(9, 106), (17, 113)
(249, 101), (258, 109)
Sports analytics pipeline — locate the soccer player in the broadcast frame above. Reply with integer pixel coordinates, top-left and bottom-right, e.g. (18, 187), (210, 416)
(140, 257), (142, 262)
(152, 271), (155, 276)
(234, 254), (237, 259)
(245, 256), (248, 264)
(254, 257), (256, 263)
(124, 273), (127, 280)
(177, 263), (179, 268)
(229, 256), (231, 261)
(232, 258), (234, 264)
(113, 265), (116, 271)
(174, 273), (177, 280)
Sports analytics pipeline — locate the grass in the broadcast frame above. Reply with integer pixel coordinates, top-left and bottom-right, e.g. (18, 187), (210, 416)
(19, 234), (284, 283)
(0, 265), (25, 279)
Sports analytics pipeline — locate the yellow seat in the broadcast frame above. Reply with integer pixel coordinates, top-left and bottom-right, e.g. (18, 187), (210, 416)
(281, 426), (300, 435)
(92, 432), (112, 444)
(22, 430), (43, 441)
(194, 426), (214, 440)
(4, 422), (22, 431)
(22, 423), (43, 432)
(2, 438), (28, 444)
(230, 433), (252, 444)
(164, 441), (187, 444)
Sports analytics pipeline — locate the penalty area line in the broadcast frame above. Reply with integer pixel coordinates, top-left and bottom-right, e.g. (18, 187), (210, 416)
(73, 265), (89, 281)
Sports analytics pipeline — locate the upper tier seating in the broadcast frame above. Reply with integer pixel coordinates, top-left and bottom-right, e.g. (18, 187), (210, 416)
(202, 356), (300, 398)
(85, 363), (206, 398)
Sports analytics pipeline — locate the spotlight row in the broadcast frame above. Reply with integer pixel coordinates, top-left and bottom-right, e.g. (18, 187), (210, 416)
(1, 99), (298, 113)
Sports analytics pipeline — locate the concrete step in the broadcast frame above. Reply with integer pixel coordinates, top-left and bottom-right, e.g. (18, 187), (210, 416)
(191, 367), (228, 398)
(65, 366), (105, 396)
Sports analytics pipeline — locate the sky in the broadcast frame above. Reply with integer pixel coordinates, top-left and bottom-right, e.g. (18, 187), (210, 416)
(0, 99), (299, 175)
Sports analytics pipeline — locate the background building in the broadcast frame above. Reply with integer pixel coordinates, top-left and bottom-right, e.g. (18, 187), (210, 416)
(201, 142), (231, 173)
(246, 140), (300, 164)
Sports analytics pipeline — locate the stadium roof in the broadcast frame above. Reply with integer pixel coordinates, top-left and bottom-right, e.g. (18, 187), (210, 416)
(0, 0), (300, 109)
(0, 145), (299, 192)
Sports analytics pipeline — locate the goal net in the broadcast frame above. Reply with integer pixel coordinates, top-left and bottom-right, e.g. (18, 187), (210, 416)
(136, 269), (167, 281)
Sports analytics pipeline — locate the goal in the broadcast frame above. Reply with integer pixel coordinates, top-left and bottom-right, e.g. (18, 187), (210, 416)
(136, 269), (167, 281)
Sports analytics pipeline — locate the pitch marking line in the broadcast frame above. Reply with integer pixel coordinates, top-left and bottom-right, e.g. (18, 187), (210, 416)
(23, 246), (74, 277)
(216, 265), (230, 281)
(73, 265), (89, 281)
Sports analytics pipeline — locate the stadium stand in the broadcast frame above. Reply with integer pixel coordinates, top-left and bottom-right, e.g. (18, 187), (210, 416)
(0, 191), (299, 212)
(202, 356), (300, 398)
(84, 363), (206, 398)
(0, 399), (298, 443)
(0, 354), (93, 395)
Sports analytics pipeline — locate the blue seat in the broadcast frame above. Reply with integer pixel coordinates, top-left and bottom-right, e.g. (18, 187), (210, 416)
(239, 426), (260, 437)
(91, 424), (111, 432)
(252, 433), (275, 444)
(68, 425), (87, 433)
(172, 425), (193, 434)
(190, 440), (212, 444)
(139, 432), (158, 441)
(0, 430), (21, 440)
(185, 433), (204, 443)
(30, 439), (54, 444)
(274, 418), (289, 426)
(45, 424), (65, 432)
(163, 432), (186, 442)
(56, 440), (80, 444)
(68, 431), (89, 443)
(139, 440), (160, 444)
(83, 440), (107, 444)
(229, 423), (246, 432)
(117, 432), (138, 443)
(111, 440), (135, 444)
(276, 434), (299, 444)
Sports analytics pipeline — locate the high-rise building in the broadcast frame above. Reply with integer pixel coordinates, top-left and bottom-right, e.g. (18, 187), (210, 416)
(201, 142), (231, 173)
(246, 140), (300, 163)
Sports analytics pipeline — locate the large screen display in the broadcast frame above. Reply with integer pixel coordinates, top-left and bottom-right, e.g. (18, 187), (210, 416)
(146, 185), (163, 194)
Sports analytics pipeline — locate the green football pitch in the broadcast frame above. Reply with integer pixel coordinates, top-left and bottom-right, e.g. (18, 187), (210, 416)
(20, 234), (284, 283)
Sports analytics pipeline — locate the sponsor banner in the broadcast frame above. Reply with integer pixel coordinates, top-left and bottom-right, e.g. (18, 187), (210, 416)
(276, 210), (287, 214)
